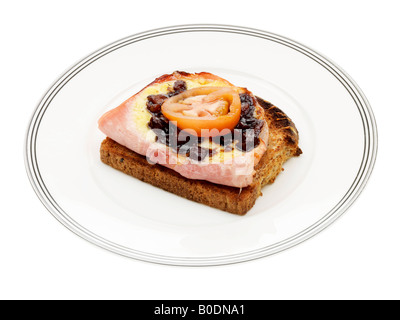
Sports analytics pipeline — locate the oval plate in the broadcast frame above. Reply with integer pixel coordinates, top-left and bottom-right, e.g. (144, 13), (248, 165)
(25, 25), (377, 266)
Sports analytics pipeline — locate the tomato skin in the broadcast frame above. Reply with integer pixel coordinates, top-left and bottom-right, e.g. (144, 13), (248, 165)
(161, 87), (241, 137)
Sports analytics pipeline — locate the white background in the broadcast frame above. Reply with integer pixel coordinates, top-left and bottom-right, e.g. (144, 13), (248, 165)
(1, 0), (399, 300)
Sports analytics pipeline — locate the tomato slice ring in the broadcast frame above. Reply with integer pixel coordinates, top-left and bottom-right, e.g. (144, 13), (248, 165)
(161, 87), (241, 137)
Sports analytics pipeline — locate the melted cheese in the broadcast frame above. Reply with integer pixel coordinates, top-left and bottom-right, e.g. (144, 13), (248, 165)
(130, 79), (254, 163)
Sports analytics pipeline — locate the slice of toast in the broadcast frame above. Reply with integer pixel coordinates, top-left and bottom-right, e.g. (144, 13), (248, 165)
(100, 97), (302, 215)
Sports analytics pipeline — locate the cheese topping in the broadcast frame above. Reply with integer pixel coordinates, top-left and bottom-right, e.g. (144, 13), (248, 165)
(129, 79), (266, 165)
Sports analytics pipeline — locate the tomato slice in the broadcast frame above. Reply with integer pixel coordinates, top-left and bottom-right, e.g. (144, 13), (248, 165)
(161, 87), (241, 137)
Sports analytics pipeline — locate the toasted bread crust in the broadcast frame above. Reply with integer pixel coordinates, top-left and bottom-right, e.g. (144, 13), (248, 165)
(101, 137), (259, 215)
(100, 95), (301, 215)
(255, 97), (302, 187)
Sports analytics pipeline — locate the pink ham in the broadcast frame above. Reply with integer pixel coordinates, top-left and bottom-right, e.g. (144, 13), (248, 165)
(98, 71), (268, 188)
(98, 95), (268, 188)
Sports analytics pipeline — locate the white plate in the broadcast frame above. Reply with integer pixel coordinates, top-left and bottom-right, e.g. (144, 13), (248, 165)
(25, 25), (377, 266)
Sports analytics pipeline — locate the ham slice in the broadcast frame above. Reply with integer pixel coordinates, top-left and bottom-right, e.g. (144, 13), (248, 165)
(98, 73), (268, 188)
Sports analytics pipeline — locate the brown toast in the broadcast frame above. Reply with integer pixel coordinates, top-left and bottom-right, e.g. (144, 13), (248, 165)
(100, 97), (302, 215)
